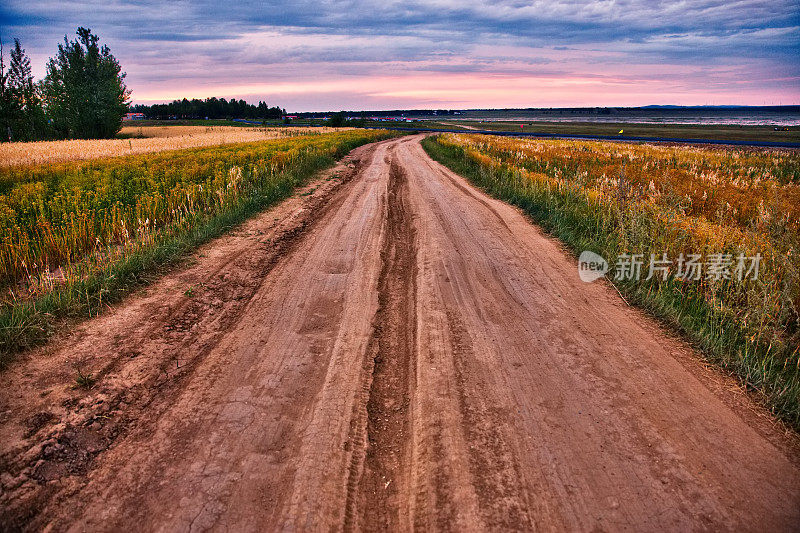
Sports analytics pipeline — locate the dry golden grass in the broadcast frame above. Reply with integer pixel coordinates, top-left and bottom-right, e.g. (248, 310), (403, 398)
(119, 125), (227, 138)
(0, 126), (351, 167)
(0, 129), (397, 361)
(424, 133), (800, 427)
(446, 134), (800, 231)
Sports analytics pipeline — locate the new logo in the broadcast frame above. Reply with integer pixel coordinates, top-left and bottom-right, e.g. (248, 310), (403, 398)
(578, 251), (609, 282)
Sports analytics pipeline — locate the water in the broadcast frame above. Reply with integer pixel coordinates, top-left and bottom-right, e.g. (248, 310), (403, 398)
(449, 108), (800, 126)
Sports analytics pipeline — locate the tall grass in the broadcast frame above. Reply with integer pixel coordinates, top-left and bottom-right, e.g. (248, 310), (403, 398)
(423, 134), (800, 429)
(0, 130), (395, 362)
(0, 125), (352, 167)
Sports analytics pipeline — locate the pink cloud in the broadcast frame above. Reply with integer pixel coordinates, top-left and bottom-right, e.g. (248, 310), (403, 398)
(133, 70), (800, 110)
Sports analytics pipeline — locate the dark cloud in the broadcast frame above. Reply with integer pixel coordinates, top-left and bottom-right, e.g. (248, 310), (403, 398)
(1, 0), (797, 108)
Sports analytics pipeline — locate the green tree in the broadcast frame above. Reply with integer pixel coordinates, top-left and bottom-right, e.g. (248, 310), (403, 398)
(0, 38), (12, 141)
(328, 112), (346, 127)
(6, 39), (47, 141)
(43, 27), (130, 139)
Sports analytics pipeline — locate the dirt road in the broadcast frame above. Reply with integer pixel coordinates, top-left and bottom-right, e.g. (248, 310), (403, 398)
(1, 135), (798, 531)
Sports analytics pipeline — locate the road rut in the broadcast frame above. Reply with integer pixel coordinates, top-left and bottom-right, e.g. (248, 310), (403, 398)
(1, 135), (798, 531)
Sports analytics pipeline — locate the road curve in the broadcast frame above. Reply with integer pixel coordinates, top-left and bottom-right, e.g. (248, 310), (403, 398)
(0, 135), (798, 531)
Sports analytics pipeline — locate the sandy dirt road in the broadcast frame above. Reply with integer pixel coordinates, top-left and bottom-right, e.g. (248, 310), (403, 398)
(1, 135), (799, 531)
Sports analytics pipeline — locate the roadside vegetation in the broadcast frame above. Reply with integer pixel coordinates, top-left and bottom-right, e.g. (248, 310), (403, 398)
(417, 120), (800, 144)
(423, 133), (800, 428)
(0, 129), (395, 362)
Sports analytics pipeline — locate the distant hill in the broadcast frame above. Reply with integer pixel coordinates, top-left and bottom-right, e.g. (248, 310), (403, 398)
(294, 105), (799, 117)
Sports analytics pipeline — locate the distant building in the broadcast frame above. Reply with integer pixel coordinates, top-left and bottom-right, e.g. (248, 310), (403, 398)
(124, 112), (145, 120)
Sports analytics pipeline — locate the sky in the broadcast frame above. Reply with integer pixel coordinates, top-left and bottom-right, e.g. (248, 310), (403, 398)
(1, 1), (799, 111)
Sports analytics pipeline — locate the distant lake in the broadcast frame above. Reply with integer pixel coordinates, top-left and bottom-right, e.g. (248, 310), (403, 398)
(447, 108), (800, 126)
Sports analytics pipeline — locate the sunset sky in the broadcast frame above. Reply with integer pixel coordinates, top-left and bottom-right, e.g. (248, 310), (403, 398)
(2, 1), (798, 111)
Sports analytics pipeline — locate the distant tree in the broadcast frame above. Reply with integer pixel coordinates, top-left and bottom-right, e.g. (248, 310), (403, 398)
(328, 112), (346, 127)
(43, 27), (130, 139)
(132, 97), (284, 120)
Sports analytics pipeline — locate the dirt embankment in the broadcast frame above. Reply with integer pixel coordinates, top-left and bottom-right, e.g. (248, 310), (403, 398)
(0, 135), (798, 531)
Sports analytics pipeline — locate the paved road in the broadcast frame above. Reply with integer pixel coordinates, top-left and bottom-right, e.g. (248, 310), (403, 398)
(1, 135), (798, 531)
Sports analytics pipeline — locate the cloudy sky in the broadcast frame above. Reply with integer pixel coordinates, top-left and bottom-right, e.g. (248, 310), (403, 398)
(1, 1), (798, 111)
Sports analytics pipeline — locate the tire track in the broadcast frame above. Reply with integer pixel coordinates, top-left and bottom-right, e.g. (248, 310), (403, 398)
(345, 153), (419, 531)
(445, 308), (535, 530)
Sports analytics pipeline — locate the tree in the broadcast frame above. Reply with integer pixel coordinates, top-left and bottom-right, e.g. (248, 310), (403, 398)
(43, 27), (130, 139)
(328, 112), (346, 127)
(0, 38), (12, 141)
(0, 38), (46, 142)
(7, 39), (46, 141)
(131, 97), (284, 120)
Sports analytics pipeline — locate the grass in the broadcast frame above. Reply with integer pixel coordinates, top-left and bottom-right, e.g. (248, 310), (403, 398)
(414, 120), (800, 144)
(73, 368), (96, 389)
(0, 129), (397, 365)
(1, 125), (352, 167)
(422, 134), (800, 429)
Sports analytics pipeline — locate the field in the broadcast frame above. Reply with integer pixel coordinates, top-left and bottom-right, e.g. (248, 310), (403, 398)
(423, 133), (800, 425)
(0, 129), (394, 359)
(0, 125), (350, 167)
(423, 120), (800, 143)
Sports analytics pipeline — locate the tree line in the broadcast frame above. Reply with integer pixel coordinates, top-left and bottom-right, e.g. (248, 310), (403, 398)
(0, 28), (130, 142)
(131, 98), (285, 120)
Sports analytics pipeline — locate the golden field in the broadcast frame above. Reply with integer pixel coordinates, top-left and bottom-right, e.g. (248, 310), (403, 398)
(424, 133), (800, 424)
(0, 129), (395, 357)
(0, 130), (385, 287)
(449, 134), (800, 230)
(0, 125), (350, 167)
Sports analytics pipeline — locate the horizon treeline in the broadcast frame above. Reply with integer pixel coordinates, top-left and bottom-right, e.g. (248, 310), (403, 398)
(130, 98), (285, 120)
(0, 28), (130, 142)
